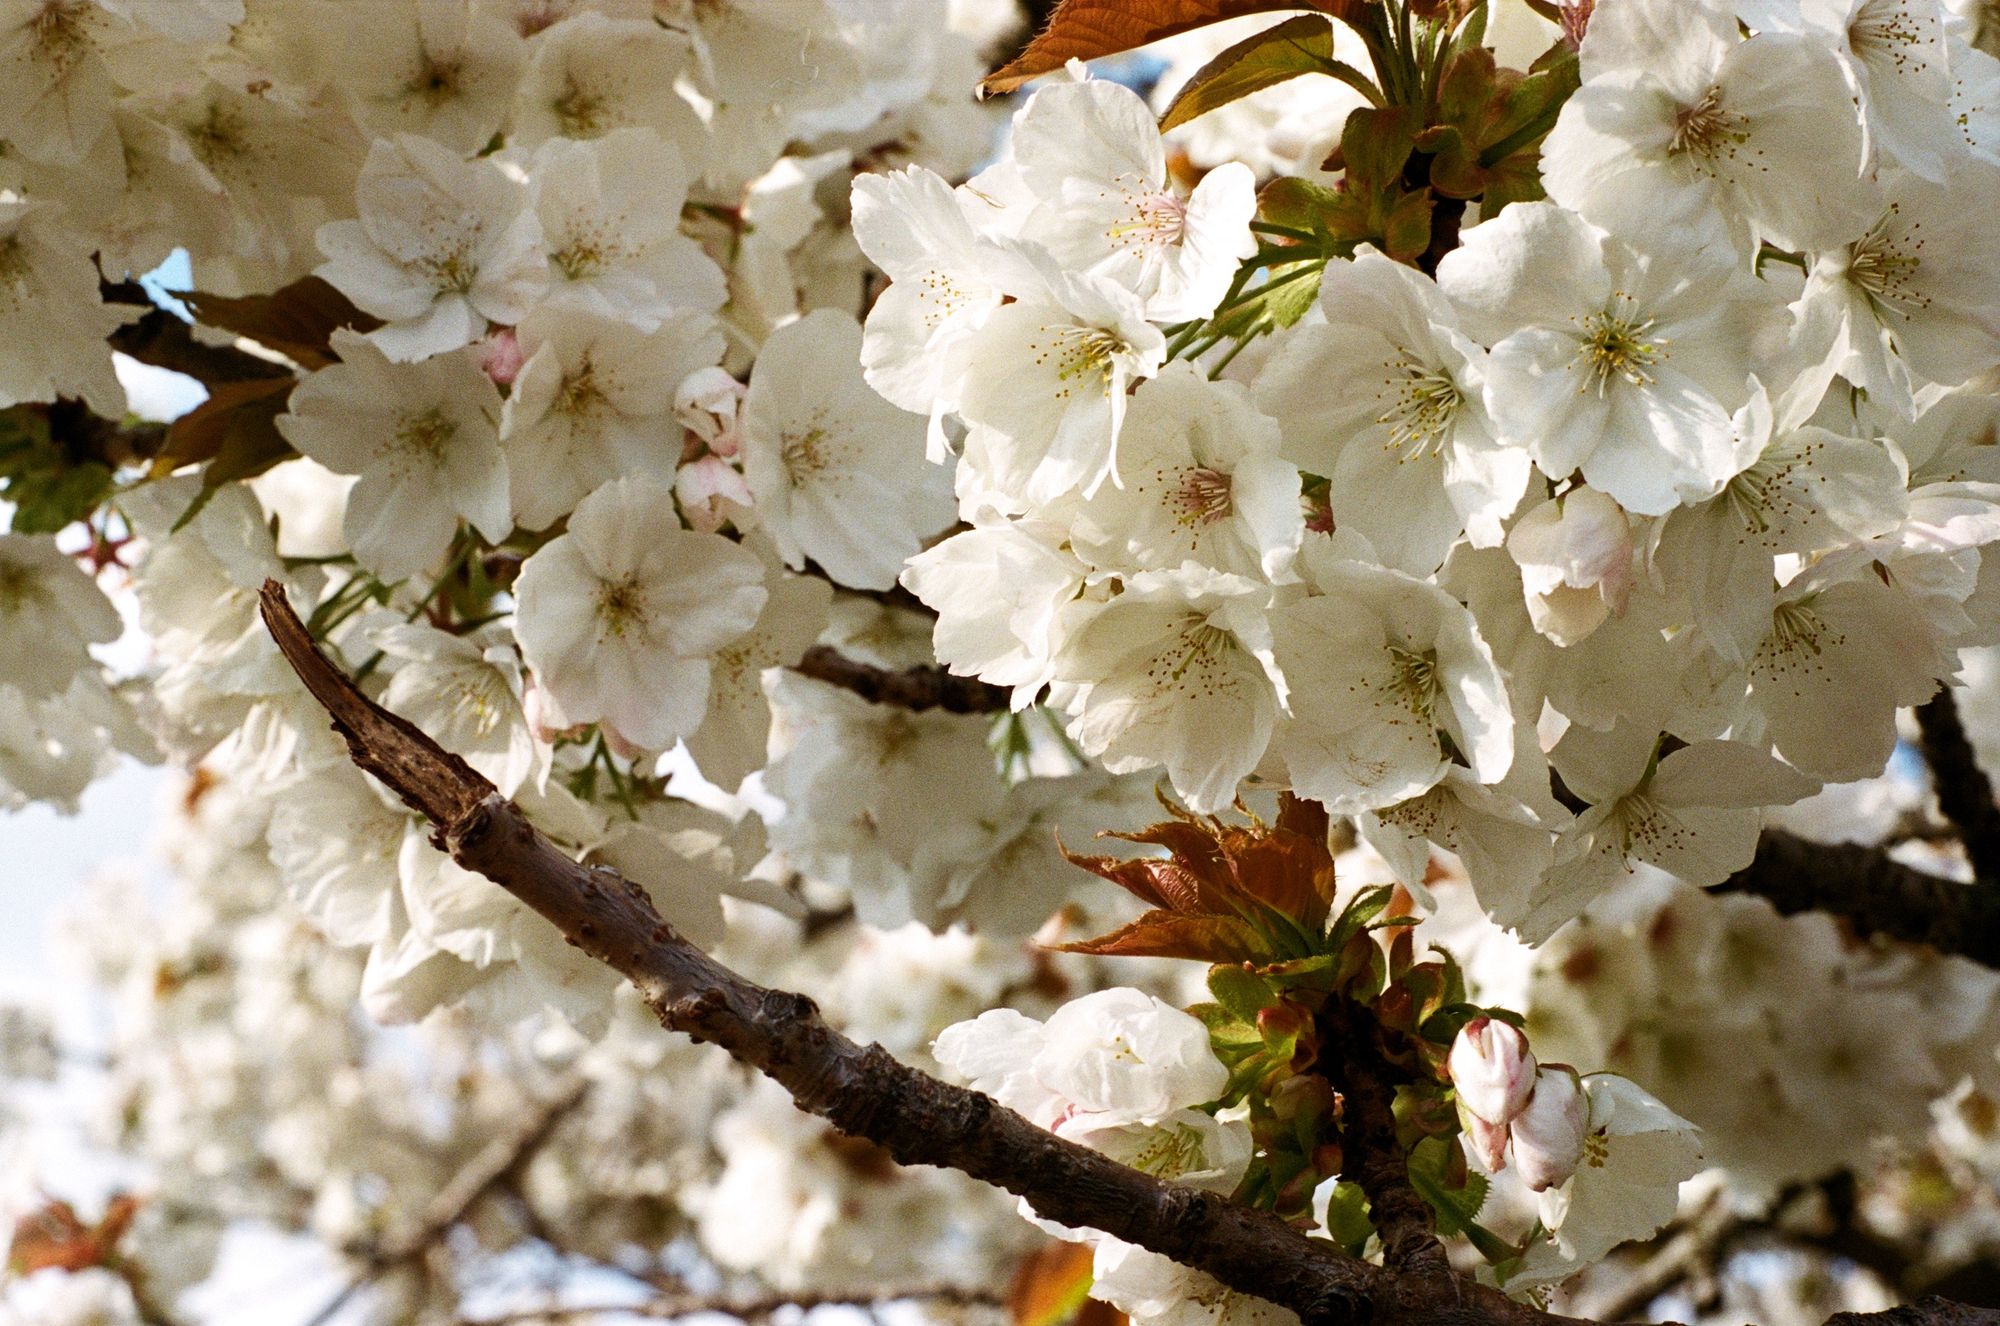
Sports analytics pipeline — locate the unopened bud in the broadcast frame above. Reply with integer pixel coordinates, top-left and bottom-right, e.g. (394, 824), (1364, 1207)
(1463, 1111), (1510, 1174)
(480, 327), (525, 386)
(1510, 1066), (1589, 1193)
(1448, 1016), (1536, 1126)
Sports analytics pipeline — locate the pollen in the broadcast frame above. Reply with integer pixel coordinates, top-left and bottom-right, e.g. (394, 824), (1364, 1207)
(1102, 175), (1189, 252)
(594, 574), (648, 638)
(1667, 87), (1751, 171)
(1572, 303), (1666, 395)
(1165, 466), (1234, 528)
(1376, 354), (1462, 459)
(552, 74), (609, 138)
(1846, 203), (1931, 322)
(1029, 325), (1126, 401)
(1386, 644), (1444, 724)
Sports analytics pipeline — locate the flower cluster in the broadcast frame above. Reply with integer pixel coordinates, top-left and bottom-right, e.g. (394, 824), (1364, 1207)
(2, 0), (1999, 1320)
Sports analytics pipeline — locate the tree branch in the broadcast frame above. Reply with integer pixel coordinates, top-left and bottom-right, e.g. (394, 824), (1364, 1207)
(791, 644), (1012, 714)
(301, 1075), (590, 1326)
(1317, 1004), (1448, 1279)
(1720, 830), (2000, 969)
(1914, 690), (2000, 884)
(257, 580), (2000, 1326)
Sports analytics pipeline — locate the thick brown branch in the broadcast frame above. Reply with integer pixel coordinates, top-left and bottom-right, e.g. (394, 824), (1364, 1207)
(258, 580), (2000, 1326)
(1914, 690), (2000, 884)
(1317, 1006), (1448, 1279)
(791, 643), (1012, 714)
(1720, 830), (2000, 969)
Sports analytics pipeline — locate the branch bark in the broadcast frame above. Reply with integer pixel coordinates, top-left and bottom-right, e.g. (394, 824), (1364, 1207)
(1719, 830), (2000, 968)
(257, 580), (2000, 1326)
(1316, 1004), (1448, 1279)
(791, 643), (1012, 714)
(1914, 689), (2000, 884)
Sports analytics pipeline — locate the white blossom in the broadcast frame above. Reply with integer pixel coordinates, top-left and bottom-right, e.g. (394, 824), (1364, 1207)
(512, 474), (766, 751)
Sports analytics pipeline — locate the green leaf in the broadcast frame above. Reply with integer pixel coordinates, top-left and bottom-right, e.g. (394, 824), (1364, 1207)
(0, 407), (113, 534)
(1320, 1180), (1375, 1257)
(1208, 964), (1279, 1024)
(1160, 15), (1344, 131)
(1407, 1135), (1489, 1238)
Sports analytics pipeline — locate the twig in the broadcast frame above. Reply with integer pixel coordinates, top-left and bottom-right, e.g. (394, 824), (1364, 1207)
(458, 1283), (1005, 1325)
(791, 644), (1011, 714)
(258, 579), (2000, 1326)
(1914, 690), (2000, 884)
(299, 1075), (591, 1326)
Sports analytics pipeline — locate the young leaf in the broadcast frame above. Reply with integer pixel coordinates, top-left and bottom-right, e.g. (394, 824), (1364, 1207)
(1406, 1134), (1489, 1238)
(179, 276), (381, 371)
(984, 0), (1367, 95)
(1159, 14), (1341, 132)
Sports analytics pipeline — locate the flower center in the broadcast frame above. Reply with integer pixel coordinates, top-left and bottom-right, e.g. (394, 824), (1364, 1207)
(1150, 618), (1243, 697)
(782, 425), (830, 483)
(1129, 1124), (1207, 1179)
(1846, 203), (1930, 321)
(558, 361), (606, 419)
(1667, 87), (1749, 169)
(1105, 180), (1188, 251)
(1036, 326), (1126, 401)
(0, 560), (42, 616)
(394, 407), (458, 460)
(1387, 644), (1442, 722)
(418, 236), (482, 295)
(1168, 467), (1233, 528)
(29, 2), (92, 71)
(594, 574), (647, 637)
(1573, 308), (1665, 395)
(1377, 355), (1461, 459)
(552, 75), (608, 138)
(405, 51), (464, 107)
(1850, 0), (1928, 68)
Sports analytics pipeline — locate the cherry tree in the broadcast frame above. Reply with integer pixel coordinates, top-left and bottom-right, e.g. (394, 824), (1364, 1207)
(4, 2), (2000, 1325)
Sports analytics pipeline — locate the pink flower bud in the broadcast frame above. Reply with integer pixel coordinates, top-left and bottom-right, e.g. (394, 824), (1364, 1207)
(1464, 1111), (1510, 1174)
(1449, 1017), (1536, 1126)
(1510, 1066), (1589, 1193)
(480, 327), (525, 386)
(674, 455), (754, 534)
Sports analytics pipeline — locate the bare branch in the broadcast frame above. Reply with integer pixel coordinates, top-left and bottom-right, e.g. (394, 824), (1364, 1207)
(301, 1076), (590, 1326)
(1914, 690), (2000, 884)
(258, 580), (2000, 1326)
(791, 643), (1012, 714)
(458, 1283), (1005, 1325)
(1721, 830), (2000, 968)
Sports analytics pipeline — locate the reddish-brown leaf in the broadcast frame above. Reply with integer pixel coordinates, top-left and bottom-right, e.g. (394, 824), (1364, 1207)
(180, 276), (381, 371)
(154, 375), (295, 475)
(7, 1195), (138, 1275)
(1057, 909), (1274, 964)
(983, 0), (1370, 95)
(1009, 1239), (1126, 1326)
